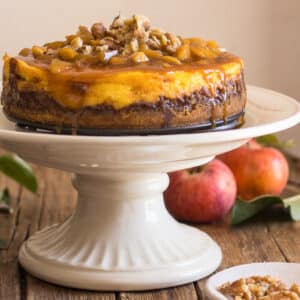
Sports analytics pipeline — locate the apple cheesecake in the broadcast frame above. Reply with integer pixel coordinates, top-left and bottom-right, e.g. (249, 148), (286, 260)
(1, 15), (246, 131)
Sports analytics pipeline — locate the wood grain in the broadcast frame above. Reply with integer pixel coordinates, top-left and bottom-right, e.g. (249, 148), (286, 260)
(24, 167), (116, 300)
(264, 159), (300, 264)
(0, 156), (299, 300)
(288, 156), (300, 185)
(266, 184), (300, 263)
(195, 218), (286, 299)
(119, 284), (198, 300)
(0, 172), (27, 300)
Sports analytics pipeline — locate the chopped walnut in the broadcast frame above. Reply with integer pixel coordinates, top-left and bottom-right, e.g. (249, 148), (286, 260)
(130, 38), (139, 52)
(110, 15), (124, 29)
(148, 35), (161, 50)
(70, 37), (83, 50)
(25, 14), (222, 67)
(133, 15), (150, 31)
(165, 33), (182, 53)
(218, 276), (300, 300)
(79, 45), (92, 55)
(91, 22), (106, 39)
(99, 37), (120, 50)
(130, 51), (149, 63)
(76, 26), (93, 43)
(132, 14), (150, 41)
(95, 44), (109, 53)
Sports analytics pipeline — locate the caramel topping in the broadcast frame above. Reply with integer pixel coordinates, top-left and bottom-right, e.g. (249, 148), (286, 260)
(15, 14), (224, 73)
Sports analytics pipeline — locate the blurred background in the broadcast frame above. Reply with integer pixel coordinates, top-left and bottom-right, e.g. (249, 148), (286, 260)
(0, 0), (299, 155)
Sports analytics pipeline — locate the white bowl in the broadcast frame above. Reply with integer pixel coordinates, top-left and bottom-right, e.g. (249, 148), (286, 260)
(206, 262), (300, 300)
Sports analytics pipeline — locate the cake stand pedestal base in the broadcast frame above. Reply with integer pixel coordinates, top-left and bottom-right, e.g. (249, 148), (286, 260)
(19, 172), (222, 291)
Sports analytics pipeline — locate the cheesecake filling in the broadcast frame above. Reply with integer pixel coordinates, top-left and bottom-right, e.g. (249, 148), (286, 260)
(3, 55), (243, 110)
(2, 72), (245, 129)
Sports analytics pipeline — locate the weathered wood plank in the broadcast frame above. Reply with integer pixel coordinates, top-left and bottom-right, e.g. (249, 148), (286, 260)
(0, 174), (21, 250)
(266, 220), (300, 263)
(0, 261), (23, 300)
(266, 179), (300, 263)
(119, 284), (198, 300)
(0, 167), (31, 300)
(287, 155), (300, 185)
(1, 155), (299, 299)
(0, 189), (20, 250)
(201, 221), (285, 267)
(26, 276), (116, 300)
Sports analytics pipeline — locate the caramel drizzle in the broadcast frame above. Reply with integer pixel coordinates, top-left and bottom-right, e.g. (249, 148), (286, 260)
(16, 52), (242, 79)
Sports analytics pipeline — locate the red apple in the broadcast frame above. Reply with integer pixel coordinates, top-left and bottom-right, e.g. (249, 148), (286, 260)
(164, 159), (237, 223)
(218, 139), (289, 200)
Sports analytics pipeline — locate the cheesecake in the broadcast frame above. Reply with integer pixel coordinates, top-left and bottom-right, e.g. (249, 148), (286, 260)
(1, 15), (246, 132)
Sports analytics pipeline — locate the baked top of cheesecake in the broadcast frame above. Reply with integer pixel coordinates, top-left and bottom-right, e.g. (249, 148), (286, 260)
(2, 14), (246, 131)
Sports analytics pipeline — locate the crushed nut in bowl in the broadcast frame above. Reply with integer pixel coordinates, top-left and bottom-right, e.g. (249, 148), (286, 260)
(218, 275), (300, 299)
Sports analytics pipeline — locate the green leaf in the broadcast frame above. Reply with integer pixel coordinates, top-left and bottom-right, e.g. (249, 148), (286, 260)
(230, 194), (300, 225)
(284, 194), (300, 221)
(256, 134), (294, 149)
(0, 188), (10, 205)
(0, 188), (13, 214)
(0, 155), (37, 193)
(231, 195), (282, 225)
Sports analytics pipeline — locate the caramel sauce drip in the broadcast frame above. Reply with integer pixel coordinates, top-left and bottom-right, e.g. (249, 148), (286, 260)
(18, 52), (241, 76)
(210, 101), (217, 128)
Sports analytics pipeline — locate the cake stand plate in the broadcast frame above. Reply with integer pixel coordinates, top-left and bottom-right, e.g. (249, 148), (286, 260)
(0, 85), (299, 291)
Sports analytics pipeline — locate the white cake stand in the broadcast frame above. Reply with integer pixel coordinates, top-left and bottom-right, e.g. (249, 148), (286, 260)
(0, 86), (299, 291)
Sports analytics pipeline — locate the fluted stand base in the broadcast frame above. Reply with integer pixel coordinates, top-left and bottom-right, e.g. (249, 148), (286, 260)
(19, 172), (222, 291)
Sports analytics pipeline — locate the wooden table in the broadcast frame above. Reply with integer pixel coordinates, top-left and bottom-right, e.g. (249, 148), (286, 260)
(1, 155), (300, 300)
